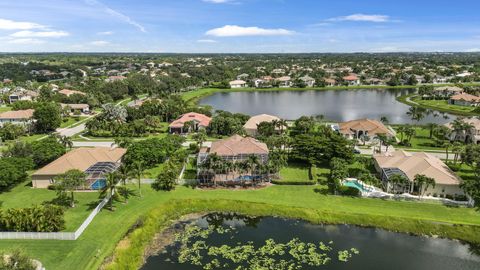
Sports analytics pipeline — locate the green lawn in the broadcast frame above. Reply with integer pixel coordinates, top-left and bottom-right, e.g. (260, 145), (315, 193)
(60, 116), (88, 128)
(0, 106), (12, 113)
(394, 125), (445, 151)
(398, 94), (479, 116)
(143, 163), (164, 179)
(0, 181), (100, 231)
(0, 184), (479, 270)
(279, 163), (312, 182)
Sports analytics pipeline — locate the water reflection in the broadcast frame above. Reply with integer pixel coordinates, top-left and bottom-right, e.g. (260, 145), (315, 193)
(199, 89), (456, 124)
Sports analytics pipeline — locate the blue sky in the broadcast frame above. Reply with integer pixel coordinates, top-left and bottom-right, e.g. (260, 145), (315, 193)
(0, 0), (479, 52)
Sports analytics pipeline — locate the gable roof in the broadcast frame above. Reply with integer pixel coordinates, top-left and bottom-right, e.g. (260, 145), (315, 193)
(343, 74), (359, 81)
(58, 89), (86, 96)
(169, 112), (211, 128)
(450, 93), (480, 102)
(243, 114), (281, 130)
(229, 80), (246, 85)
(374, 150), (461, 185)
(209, 135), (269, 156)
(339, 118), (393, 136)
(33, 147), (126, 176)
(0, 109), (34, 120)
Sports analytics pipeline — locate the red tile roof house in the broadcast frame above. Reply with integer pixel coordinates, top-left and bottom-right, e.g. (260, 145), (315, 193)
(169, 112), (211, 134)
(197, 135), (269, 185)
(342, 74), (360, 86)
(449, 93), (480, 107)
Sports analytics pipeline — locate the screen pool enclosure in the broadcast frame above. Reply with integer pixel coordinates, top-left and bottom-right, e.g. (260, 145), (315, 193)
(85, 162), (120, 190)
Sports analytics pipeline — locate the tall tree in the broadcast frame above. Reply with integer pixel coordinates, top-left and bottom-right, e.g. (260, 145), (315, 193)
(55, 169), (86, 207)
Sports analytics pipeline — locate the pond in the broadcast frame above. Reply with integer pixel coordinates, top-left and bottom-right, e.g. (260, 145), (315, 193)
(141, 213), (480, 270)
(199, 89), (456, 124)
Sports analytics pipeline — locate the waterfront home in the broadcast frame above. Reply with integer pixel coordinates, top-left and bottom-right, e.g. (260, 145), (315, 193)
(445, 118), (480, 144)
(58, 89), (86, 97)
(31, 147), (126, 189)
(60, 103), (90, 114)
(105, 75), (127, 82)
(299, 75), (316, 87)
(324, 78), (336, 86)
(243, 114), (283, 137)
(169, 112), (211, 134)
(8, 89), (38, 104)
(236, 73), (249, 80)
(229, 80), (247, 88)
(373, 150), (464, 198)
(449, 93), (480, 106)
(343, 74), (360, 86)
(366, 78), (385, 85)
(197, 135), (269, 184)
(0, 109), (34, 126)
(277, 76), (292, 88)
(432, 86), (463, 98)
(338, 118), (395, 142)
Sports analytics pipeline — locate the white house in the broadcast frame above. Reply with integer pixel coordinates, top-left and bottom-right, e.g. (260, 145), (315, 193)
(0, 109), (35, 126)
(299, 75), (316, 87)
(229, 80), (247, 88)
(277, 76), (292, 88)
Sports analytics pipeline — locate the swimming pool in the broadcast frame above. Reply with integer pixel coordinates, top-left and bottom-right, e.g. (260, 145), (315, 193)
(342, 179), (374, 193)
(90, 179), (106, 190)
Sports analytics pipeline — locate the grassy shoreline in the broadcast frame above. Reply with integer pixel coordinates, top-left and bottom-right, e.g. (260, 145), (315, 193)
(181, 83), (480, 105)
(396, 94), (480, 116)
(104, 198), (480, 270)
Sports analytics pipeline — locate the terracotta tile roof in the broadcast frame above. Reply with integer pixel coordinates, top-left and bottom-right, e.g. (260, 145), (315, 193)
(61, 103), (89, 110)
(450, 93), (480, 102)
(276, 76), (291, 81)
(339, 118), (393, 136)
(209, 135), (269, 156)
(169, 112), (211, 128)
(343, 74), (359, 81)
(33, 147), (126, 176)
(374, 150), (461, 186)
(243, 114), (281, 130)
(0, 109), (34, 120)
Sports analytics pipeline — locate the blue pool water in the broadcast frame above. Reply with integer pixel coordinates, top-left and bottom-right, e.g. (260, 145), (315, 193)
(90, 179), (106, 190)
(343, 180), (368, 192)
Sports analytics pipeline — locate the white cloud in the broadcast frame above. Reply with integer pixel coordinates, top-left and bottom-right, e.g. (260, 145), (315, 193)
(97, 31), (113, 35)
(327, 14), (391, 23)
(10, 30), (69, 38)
(0, 18), (45, 30)
(206, 25), (294, 37)
(90, 40), (110, 46)
(7, 38), (46, 44)
(197, 39), (217, 43)
(85, 0), (146, 33)
(465, 48), (480, 52)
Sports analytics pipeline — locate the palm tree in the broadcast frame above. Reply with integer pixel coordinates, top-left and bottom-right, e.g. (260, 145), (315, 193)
(130, 162), (144, 197)
(101, 172), (119, 210)
(443, 141), (451, 162)
(192, 130), (207, 148)
(207, 153), (222, 186)
(406, 106), (426, 126)
(414, 174), (435, 198)
(277, 119), (288, 133)
(246, 155), (260, 180)
(117, 164), (130, 203)
(426, 123), (438, 139)
(452, 142), (464, 164)
(388, 174), (409, 194)
(59, 135), (73, 149)
(380, 116), (389, 124)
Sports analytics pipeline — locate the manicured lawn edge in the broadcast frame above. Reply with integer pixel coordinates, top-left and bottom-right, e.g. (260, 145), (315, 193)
(103, 198), (480, 270)
(396, 94), (479, 116)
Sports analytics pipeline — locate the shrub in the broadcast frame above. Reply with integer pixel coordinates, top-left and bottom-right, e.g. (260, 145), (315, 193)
(337, 186), (360, 197)
(0, 248), (37, 270)
(0, 205), (65, 232)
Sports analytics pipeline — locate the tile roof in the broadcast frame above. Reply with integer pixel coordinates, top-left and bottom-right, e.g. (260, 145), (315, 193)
(339, 118), (393, 136)
(374, 150), (461, 185)
(0, 109), (34, 120)
(209, 135), (269, 156)
(169, 112), (211, 128)
(243, 114), (281, 130)
(450, 93), (480, 102)
(33, 147), (126, 176)
(58, 89), (86, 96)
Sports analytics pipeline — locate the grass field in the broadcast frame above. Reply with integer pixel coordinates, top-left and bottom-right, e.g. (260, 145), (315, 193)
(397, 94), (479, 116)
(60, 116), (88, 128)
(0, 184), (479, 270)
(393, 126), (446, 151)
(279, 163), (312, 182)
(0, 106), (12, 113)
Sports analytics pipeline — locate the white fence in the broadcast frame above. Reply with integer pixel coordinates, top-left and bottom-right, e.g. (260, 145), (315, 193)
(0, 191), (113, 240)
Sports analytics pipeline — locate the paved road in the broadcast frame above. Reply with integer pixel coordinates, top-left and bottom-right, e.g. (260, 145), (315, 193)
(57, 123), (87, 137)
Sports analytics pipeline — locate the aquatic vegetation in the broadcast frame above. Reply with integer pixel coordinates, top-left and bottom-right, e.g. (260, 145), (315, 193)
(174, 222), (359, 269)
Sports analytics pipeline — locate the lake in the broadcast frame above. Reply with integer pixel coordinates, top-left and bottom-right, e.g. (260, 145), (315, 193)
(199, 89), (455, 124)
(141, 213), (480, 270)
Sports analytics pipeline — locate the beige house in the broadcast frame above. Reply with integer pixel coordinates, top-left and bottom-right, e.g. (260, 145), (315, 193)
(31, 147), (126, 189)
(60, 103), (90, 114)
(445, 118), (480, 144)
(449, 93), (480, 106)
(243, 114), (283, 136)
(374, 150), (464, 198)
(229, 80), (247, 88)
(343, 74), (360, 85)
(0, 109), (34, 126)
(338, 118), (395, 141)
(276, 76), (292, 88)
(433, 86), (463, 97)
(58, 89), (86, 97)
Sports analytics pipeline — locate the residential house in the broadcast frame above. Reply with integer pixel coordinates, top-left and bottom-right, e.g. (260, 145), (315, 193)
(243, 114), (283, 137)
(229, 80), (247, 88)
(105, 75), (127, 82)
(433, 86), (463, 98)
(338, 118), (395, 142)
(236, 73), (249, 80)
(31, 147), (126, 189)
(197, 135), (269, 183)
(169, 112), (211, 134)
(58, 89), (86, 97)
(0, 109), (34, 126)
(60, 103), (90, 114)
(343, 74), (360, 86)
(449, 93), (480, 106)
(276, 76), (292, 88)
(374, 150), (464, 198)
(299, 75), (316, 87)
(445, 118), (480, 144)
(8, 89), (38, 104)
(324, 78), (336, 87)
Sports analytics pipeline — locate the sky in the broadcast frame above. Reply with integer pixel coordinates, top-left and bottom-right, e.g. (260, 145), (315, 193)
(0, 0), (480, 53)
